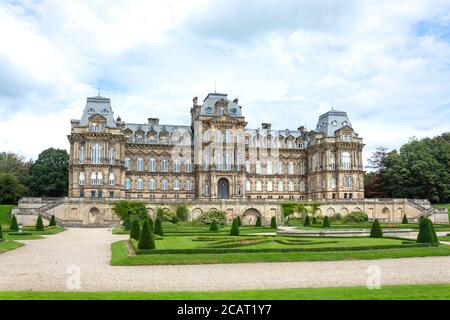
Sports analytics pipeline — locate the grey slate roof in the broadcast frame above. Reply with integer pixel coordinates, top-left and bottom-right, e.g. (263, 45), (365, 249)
(201, 93), (242, 117)
(79, 96), (117, 128)
(315, 109), (352, 137)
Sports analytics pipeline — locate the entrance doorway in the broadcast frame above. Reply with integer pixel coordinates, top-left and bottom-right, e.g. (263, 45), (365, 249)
(218, 178), (230, 199)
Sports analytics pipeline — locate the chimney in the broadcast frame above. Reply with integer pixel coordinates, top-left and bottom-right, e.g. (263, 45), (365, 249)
(148, 118), (159, 125)
(193, 96), (198, 106)
(298, 126), (305, 133)
(233, 98), (239, 104)
(261, 123), (271, 130)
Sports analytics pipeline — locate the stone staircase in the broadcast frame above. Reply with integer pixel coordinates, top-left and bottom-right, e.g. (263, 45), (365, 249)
(35, 199), (66, 227)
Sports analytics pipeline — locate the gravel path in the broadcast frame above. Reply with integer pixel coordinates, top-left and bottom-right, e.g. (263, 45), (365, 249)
(0, 228), (449, 292)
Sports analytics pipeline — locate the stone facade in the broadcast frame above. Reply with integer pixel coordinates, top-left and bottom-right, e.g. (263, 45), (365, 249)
(68, 93), (365, 201)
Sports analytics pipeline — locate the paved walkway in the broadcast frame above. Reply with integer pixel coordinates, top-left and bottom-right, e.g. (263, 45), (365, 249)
(0, 228), (449, 292)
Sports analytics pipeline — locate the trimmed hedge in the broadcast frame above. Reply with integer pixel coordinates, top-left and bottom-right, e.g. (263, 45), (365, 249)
(154, 218), (164, 237)
(417, 218), (438, 244)
(255, 216), (262, 227)
(133, 242), (436, 255)
(209, 221), (219, 232)
(130, 220), (141, 241)
(370, 219), (383, 238)
(122, 218), (132, 231)
(303, 214), (311, 226)
(323, 216), (331, 228)
(49, 215), (57, 227)
(0, 224), (3, 240)
(230, 218), (240, 236)
(402, 214), (408, 224)
(207, 238), (272, 249)
(137, 219), (155, 250)
(237, 216), (242, 226)
(10, 215), (18, 231)
(35, 216), (44, 231)
(312, 216), (318, 225)
(270, 216), (277, 228)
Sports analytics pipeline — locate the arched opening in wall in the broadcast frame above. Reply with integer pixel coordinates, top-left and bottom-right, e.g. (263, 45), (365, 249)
(354, 207), (362, 212)
(340, 207), (349, 216)
(191, 208), (203, 221)
(208, 208), (218, 212)
(315, 208), (322, 217)
(147, 208), (155, 219)
(218, 178), (230, 199)
(380, 207), (390, 222)
(326, 207), (336, 217)
(242, 208), (261, 226)
(88, 207), (100, 224)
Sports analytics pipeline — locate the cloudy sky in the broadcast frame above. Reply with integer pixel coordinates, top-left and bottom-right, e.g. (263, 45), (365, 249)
(0, 0), (449, 164)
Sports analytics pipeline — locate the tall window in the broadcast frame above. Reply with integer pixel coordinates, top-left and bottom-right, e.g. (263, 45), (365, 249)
(136, 135), (143, 143)
(173, 179), (180, 190)
(216, 152), (223, 170)
(173, 160), (180, 173)
(278, 181), (284, 192)
(149, 136), (155, 144)
(299, 161), (305, 174)
(246, 180), (251, 192)
(331, 177), (337, 189)
(236, 154), (241, 171)
(278, 162), (284, 175)
(330, 153), (336, 170)
(185, 179), (192, 191)
(225, 152), (232, 170)
(149, 158), (156, 172)
(204, 152), (210, 170)
(266, 161), (273, 175)
(79, 172), (85, 185)
(225, 130), (232, 144)
(256, 161), (261, 174)
(137, 179), (143, 189)
(137, 158), (144, 171)
(215, 130), (222, 143)
(90, 172), (103, 185)
(236, 183), (241, 195)
(288, 180), (294, 192)
(125, 158), (131, 170)
(203, 130), (210, 143)
(342, 151), (351, 170)
(162, 179), (168, 190)
(267, 180), (273, 192)
(148, 179), (156, 190)
(300, 180), (306, 192)
(246, 160), (251, 173)
(125, 178), (131, 190)
(79, 146), (85, 164)
(109, 173), (115, 186)
(256, 180), (262, 192)
(109, 146), (115, 165)
(91, 143), (103, 164)
(344, 176), (353, 188)
(288, 162), (294, 175)
(161, 158), (168, 172)
(204, 182), (210, 195)
(185, 160), (192, 173)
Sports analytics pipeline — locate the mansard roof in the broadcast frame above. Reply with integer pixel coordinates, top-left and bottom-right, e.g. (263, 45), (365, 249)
(78, 96), (117, 128)
(315, 109), (352, 137)
(124, 123), (192, 134)
(200, 93), (243, 117)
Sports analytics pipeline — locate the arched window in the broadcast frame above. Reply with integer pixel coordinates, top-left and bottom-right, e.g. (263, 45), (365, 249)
(162, 179), (168, 190)
(161, 158), (168, 172)
(331, 176), (337, 189)
(109, 146), (115, 165)
(137, 179), (143, 189)
(148, 179), (156, 190)
(266, 161), (273, 175)
(149, 136), (155, 144)
(288, 181), (294, 192)
(185, 179), (192, 191)
(173, 178), (180, 190)
(137, 158), (144, 171)
(342, 151), (351, 170)
(288, 162), (294, 175)
(185, 160), (192, 173)
(109, 173), (115, 186)
(267, 180), (273, 192)
(204, 182), (210, 195)
(299, 161), (305, 174)
(136, 135), (143, 143)
(79, 172), (85, 185)
(125, 178), (131, 190)
(256, 180), (262, 192)
(149, 158), (156, 172)
(246, 180), (252, 192)
(125, 158), (131, 170)
(173, 159), (180, 172)
(278, 181), (284, 192)
(91, 143), (103, 164)
(79, 146), (85, 164)
(278, 162), (284, 174)
(300, 180), (306, 192)
(330, 153), (336, 170)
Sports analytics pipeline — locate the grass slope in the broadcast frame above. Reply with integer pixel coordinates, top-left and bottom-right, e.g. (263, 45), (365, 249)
(0, 240), (24, 254)
(0, 205), (16, 227)
(0, 284), (449, 300)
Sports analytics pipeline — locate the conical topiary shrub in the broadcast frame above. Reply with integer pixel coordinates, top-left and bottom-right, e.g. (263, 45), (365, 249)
(303, 214), (311, 226)
(255, 216), (262, 227)
(10, 215), (18, 231)
(35, 216), (44, 231)
(154, 218), (164, 237)
(237, 216), (242, 226)
(49, 215), (57, 227)
(122, 218), (132, 231)
(312, 216), (318, 224)
(429, 219), (439, 244)
(230, 218), (240, 236)
(209, 220), (219, 232)
(148, 217), (154, 231)
(370, 219), (383, 238)
(323, 216), (331, 228)
(130, 220), (141, 241)
(417, 217), (431, 243)
(0, 224), (3, 241)
(270, 216), (277, 228)
(402, 214), (408, 224)
(138, 219), (155, 250)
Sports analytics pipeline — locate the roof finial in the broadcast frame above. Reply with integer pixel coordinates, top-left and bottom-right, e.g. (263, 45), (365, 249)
(97, 80), (101, 97)
(331, 97), (334, 111)
(214, 80), (216, 94)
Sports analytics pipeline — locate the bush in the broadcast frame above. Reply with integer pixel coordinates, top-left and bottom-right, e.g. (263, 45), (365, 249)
(138, 219), (155, 250)
(130, 220), (141, 241)
(270, 216), (277, 228)
(417, 218), (435, 244)
(114, 200), (148, 221)
(312, 216), (318, 224)
(323, 216), (331, 228)
(209, 221), (219, 232)
(198, 210), (227, 225)
(49, 215), (57, 227)
(154, 218), (164, 236)
(175, 204), (189, 222)
(122, 218), (132, 231)
(303, 214), (311, 226)
(402, 214), (408, 224)
(230, 218), (240, 236)
(237, 216), (241, 226)
(370, 219), (383, 238)
(344, 211), (369, 223)
(148, 217), (154, 231)
(10, 215), (18, 231)
(335, 212), (342, 221)
(35, 216), (44, 231)
(255, 216), (262, 227)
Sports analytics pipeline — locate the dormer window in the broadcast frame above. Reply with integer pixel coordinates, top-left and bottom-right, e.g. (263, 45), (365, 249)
(220, 107), (225, 115)
(136, 135), (143, 143)
(101, 108), (108, 114)
(342, 121), (348, 126)
(331, 120), (337, 126)
(88, 108), (95, 114)
(205, 107), (212, 114)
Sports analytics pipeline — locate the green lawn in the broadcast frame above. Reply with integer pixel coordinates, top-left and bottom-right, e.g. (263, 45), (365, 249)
(111, 239), (450, 266)
(1, 284), (449, 300)
(293, 222), (450, 231)
(0, 205), (16, 227)
(0, 240), (24, 254)
(3, 226), (65, 240)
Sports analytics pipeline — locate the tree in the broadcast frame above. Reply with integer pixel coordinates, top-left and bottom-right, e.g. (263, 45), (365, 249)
(138, 219), (155, 250)
(0, 172), (27, 204)
(0, 152), (32, 186)
(429, 219), (439, 244)
(113, 201), (148, 221)
(154, 218), (164, 236)
(175, 204), (189, 221)
(28, 148), (69, 197)
(370, 219), (383, 238)
(148, 217), (154, 231)
(49, 215), (56, 227)
(10, 215), (18, 231)
(323, 216), (331, 228)
(312, 216), (318, 225)
(417, 218), (435, 244)
(198, 210), (226, 225)
(35, 215), (44, 231)
(237, 216), (242, 226)
(402, 214), (408, 224)
(270, 216), (277, 228)
(303, 214), (311, 226)
(255, 216), (262, 227)
(230, 218), (240, 236)
(122, 218), (132, 231)
(130, 220), (141, 241)
(209, 220), (219, 232)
